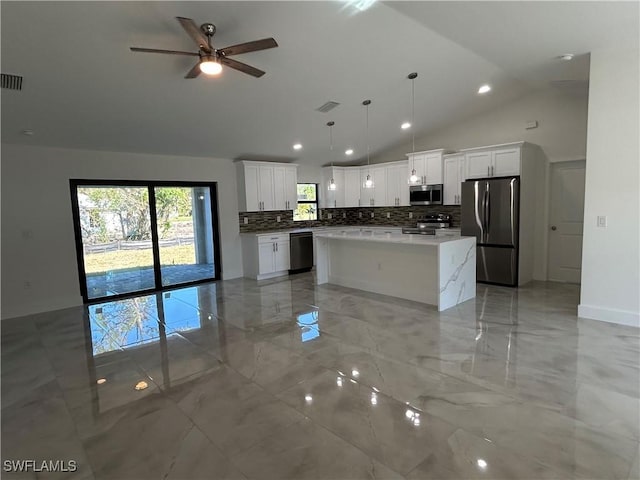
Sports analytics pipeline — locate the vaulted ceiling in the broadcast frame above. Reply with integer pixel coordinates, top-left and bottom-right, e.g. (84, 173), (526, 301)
(1, 1), (638, 167)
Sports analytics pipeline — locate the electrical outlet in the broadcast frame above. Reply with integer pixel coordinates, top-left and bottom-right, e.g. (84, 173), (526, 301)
(276, 215), (281, 222)
(328, 213), (332, 219)
(386, 212), (390, 218)
(409, 212), (413, 219)
(597, 215), (607, 227)
(371, 212), (375, 218)
(343, 212), (346, 218)
(243, 217), (249, 224)
(359, 212), (362, 218)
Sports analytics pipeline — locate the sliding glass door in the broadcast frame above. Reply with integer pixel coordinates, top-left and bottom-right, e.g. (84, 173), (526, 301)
(70, 181), (221, 302)
(155, 186), (216, 287)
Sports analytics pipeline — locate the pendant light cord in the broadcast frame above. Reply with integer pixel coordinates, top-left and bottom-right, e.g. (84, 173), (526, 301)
(411, 75), (416, 155)
(366, 102), (370, 171)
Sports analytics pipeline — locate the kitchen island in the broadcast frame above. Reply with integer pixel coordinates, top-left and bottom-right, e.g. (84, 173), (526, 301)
(314, 231), (476, 311)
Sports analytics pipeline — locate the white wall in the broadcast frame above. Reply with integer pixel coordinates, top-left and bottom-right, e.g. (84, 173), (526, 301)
(371, 87), (588, 164)
(579, 48), (640, 327)
(1, 144), (243, 320)
(296, 163), (322, 185)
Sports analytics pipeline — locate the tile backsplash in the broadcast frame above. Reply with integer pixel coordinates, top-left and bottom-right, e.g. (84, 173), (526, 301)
(238, 205), (461, 233)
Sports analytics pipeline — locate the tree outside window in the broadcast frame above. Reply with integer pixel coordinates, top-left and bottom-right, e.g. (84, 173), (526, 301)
(294, 184), (318, 221)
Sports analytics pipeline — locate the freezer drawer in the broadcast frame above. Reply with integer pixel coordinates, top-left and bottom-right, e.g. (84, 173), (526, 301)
(477, 245), (518, 286)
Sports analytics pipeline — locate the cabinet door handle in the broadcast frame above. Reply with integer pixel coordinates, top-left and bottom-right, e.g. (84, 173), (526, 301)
(487, 166), (490, 176)
(334, 200), (337, 208)
(276, 243), (278, 252)
(491, 166), (494, 176)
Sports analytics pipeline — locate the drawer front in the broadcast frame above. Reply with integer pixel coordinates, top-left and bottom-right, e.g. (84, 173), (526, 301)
(258, 234), (289, 244)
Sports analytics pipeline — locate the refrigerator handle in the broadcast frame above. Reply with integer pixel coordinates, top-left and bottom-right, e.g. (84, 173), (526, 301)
(485, 184), (491, 242)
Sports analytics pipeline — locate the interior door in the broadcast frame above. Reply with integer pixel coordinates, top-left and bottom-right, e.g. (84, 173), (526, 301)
(547, 160), (585, 283)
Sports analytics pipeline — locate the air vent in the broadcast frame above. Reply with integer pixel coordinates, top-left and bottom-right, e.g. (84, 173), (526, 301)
(316, 101), (340, 113)
(1, 73), (23, 90)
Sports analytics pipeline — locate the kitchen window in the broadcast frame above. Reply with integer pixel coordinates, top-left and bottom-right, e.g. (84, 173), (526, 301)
(294, 183), (318, 221)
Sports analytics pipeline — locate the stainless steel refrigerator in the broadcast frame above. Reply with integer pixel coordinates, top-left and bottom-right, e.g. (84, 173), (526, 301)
(461, 177), (520, 286)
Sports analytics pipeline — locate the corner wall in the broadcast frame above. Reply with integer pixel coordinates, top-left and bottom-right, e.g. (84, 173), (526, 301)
(579, 48), (640, 327)
(1, 144), (243, 320)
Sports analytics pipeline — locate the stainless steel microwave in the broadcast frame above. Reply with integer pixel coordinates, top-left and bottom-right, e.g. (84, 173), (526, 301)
(409, 184), (443, 205)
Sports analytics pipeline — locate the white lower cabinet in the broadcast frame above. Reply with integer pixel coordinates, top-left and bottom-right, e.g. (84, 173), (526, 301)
(242, 233), (290, 280)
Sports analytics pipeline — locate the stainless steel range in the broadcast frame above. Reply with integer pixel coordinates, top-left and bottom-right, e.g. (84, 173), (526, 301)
(402, 214), (452, 235)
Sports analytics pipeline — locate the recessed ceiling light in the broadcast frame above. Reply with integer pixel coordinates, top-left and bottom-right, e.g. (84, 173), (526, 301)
(345, 149), (354, 155)
(293, 143), (302, 150)
(401, 122), (411, 130)
(478, 84), (491, 94)
(558, 54), (574, 61)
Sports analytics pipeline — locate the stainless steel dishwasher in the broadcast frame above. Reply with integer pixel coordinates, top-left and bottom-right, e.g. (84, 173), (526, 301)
(289, 231), (314, 274)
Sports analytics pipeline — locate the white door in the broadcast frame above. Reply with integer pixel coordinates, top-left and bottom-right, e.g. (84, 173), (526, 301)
(244, 165), (260, 211)
(371, 166), (386, 206)
(443, 156), (461, 205)
(547, 160), (586, 283)
(492, 148), (521, 177)
(424, 153), (443, 184)
(258, 242), (275, 275)
(274, 240), (290, 271)
(284, 166), (297, 210)
(344, 168), (361, 207)
(259, 166), (275, 210)
(273, 167), (286, 210)
(465, 151), (492, 179)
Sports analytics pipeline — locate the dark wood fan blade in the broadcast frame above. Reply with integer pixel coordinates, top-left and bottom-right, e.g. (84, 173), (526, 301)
(176, 17), (211, 53)
(220, 57), (265, 77)
(185, 62), (202, 79)
(130, 47), (199, 56)
(218, 38), (278, 57)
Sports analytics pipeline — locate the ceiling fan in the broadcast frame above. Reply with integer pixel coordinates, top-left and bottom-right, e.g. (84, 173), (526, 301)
(130, 17), (278, 78)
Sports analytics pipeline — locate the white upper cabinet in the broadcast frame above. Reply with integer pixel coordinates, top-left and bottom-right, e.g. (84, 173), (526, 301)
(321, 167), (345, 208)
(443, 154), (465, 205)
(406, 149), (447, 185)
(463, 143), (523, 179)
(344, 168), (361, 207)
(385, 161), (410, 206)
(236, 161), (298, 212)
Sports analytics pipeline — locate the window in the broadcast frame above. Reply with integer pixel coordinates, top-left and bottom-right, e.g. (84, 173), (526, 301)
(294, 183), (318, 221)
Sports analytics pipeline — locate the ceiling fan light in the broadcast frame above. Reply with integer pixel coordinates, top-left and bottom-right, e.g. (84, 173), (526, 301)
(200, 57), (222, 75)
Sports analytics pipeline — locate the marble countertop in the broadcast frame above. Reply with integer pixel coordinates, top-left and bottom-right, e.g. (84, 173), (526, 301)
(314, 230), (473, 246)
(240, 225), (403, 236)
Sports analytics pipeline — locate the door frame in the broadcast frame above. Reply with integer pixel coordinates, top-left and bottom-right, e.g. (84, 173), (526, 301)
(69, 179), (222, 303)
(545, 159), (586, 282)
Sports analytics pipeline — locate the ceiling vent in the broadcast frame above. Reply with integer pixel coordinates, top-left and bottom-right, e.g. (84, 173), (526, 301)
(316, 101), (340, 113)
(1, 73), (23, 91)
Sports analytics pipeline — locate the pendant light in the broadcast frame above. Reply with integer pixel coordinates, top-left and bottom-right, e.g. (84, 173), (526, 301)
(327, 121), (337, 191)
(362, 99), (374, 189)
(407, 72), (420, 185)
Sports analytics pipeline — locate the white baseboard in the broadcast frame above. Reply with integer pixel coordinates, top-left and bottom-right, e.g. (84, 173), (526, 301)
(578, 304), (640, 328)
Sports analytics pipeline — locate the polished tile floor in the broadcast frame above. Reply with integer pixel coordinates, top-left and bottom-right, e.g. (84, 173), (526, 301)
(2, 273), (639, 479)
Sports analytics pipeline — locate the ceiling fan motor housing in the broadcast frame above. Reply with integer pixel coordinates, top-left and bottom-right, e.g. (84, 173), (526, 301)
(200, 23), (216, 36)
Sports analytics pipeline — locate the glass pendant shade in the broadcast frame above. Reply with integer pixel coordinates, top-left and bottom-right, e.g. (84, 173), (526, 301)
(409, 169), (419, 184)
(328, 178), (337, 191)
(364, 174), (374, 189)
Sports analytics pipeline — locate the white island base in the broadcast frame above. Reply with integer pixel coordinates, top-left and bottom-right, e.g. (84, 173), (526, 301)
(314, 232), (476, 311)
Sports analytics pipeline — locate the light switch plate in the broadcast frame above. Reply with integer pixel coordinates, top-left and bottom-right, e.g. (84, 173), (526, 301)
(597, 215), (607, 227)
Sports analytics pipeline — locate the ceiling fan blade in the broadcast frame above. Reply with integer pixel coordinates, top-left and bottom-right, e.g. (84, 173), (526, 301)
(218, 38), (278, 57)
(185, 62), (202, 79)
(130, 47), (199, 57)
(220, 57), (265, 78)
(176, 17), (211, 53)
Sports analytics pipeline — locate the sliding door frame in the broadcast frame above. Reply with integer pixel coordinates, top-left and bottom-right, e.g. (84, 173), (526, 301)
(69, 179), (222, 304)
